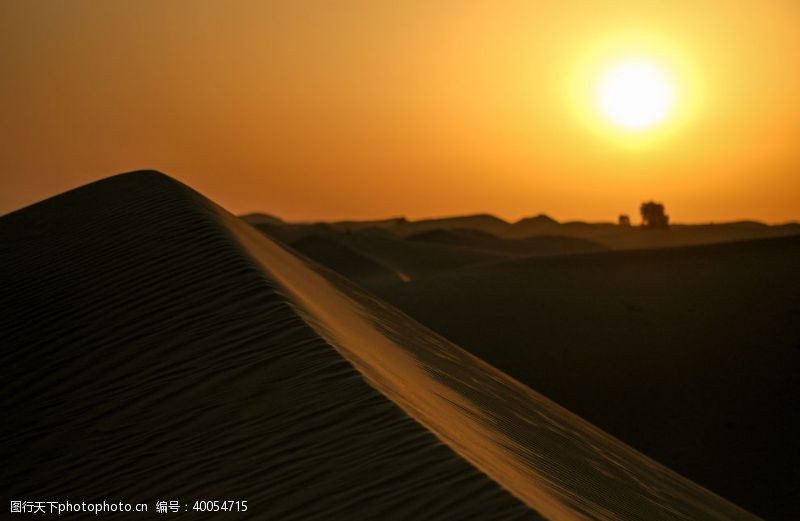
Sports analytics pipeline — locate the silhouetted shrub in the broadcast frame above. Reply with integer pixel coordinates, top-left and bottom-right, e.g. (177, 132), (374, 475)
(640, 201), (669, 228)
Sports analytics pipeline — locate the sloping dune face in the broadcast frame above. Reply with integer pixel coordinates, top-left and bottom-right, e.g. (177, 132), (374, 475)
(1, 172), (756, 520)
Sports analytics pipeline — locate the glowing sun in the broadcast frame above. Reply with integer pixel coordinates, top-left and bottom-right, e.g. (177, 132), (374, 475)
(595, 58), (676, 131)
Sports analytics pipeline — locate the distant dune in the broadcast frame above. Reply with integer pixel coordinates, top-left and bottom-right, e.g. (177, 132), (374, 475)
(243, 212), (800, 251)
(238, 212), (284, 226)
(1, 171), (758, 519)
(251, 222), (510, 285)
(243, 220), (608, 291)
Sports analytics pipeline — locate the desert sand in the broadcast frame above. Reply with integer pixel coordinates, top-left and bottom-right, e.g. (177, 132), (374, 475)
(2, 171), (759, 519)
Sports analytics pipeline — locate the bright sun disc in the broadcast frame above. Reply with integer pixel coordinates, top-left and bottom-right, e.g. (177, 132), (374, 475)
(596, 58), (675, 131)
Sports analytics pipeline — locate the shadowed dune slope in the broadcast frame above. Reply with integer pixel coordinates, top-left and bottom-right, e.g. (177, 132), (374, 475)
(1, 171), (757, 520)
(378, 238), (800, 520)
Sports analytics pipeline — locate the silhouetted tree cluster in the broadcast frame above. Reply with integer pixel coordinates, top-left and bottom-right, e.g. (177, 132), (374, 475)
(618, 214), (631, 226)
(640, 201), (669, 228)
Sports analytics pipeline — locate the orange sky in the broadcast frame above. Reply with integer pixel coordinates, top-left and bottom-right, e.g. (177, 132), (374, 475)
(1, 0), (799, 223)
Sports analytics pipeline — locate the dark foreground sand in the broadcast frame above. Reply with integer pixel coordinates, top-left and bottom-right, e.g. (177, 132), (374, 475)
(1, 172), (757, 519)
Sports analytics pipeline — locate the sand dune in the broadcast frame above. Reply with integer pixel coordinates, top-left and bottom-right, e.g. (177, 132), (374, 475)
(1, 171), (757, 519)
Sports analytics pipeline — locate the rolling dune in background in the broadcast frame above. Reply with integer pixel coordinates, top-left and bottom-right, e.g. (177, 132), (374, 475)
(1, 172), (758, 519)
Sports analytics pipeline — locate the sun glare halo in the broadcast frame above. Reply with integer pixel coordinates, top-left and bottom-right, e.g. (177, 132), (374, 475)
(567, 32), (702, 148)
(596, 58), (675, 131)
